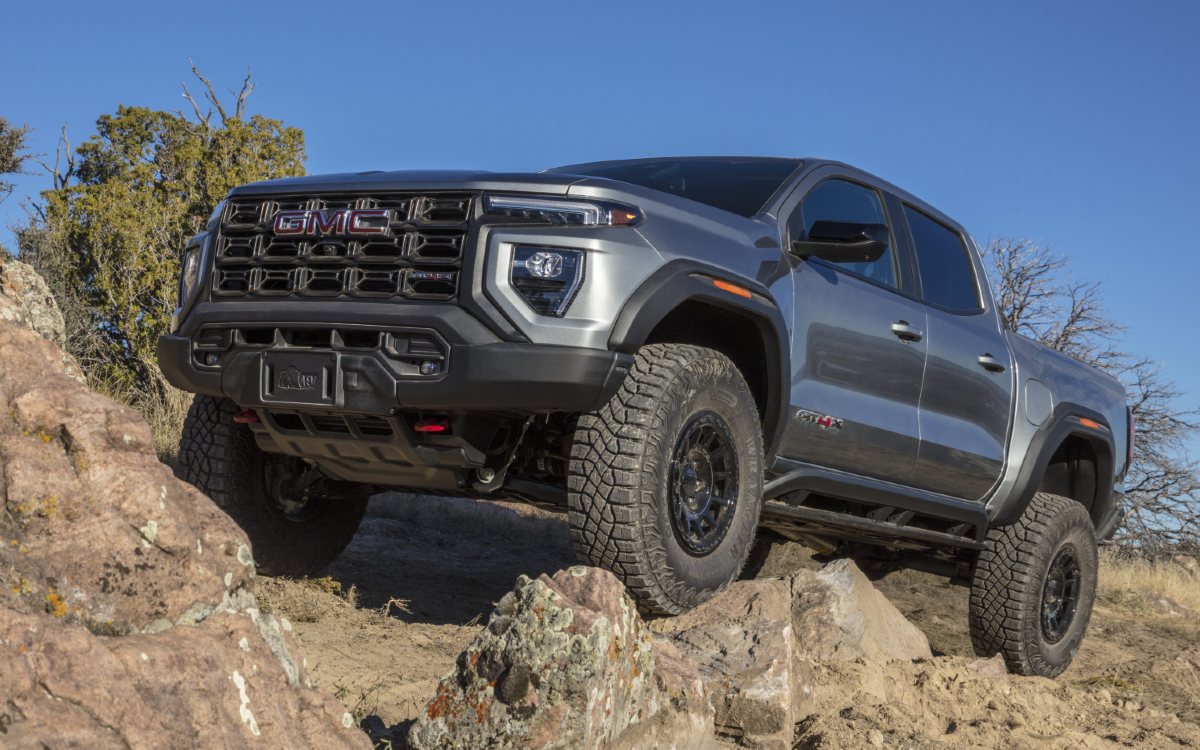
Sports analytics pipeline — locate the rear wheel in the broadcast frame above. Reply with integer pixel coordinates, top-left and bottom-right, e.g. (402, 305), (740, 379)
(176, 395), (369, 576)
(568, 343), (764, 615)
(969, 492), (1098, 677)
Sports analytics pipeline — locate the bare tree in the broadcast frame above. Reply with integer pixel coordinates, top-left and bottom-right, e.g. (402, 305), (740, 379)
(180, 61), (255, 130)
(984, 239), (1200, 554)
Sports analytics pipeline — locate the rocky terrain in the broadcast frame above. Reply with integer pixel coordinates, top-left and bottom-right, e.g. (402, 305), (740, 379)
(0, 259), (368, 748)
(261, 496), (1200, 749)
(3, 256), (1199, 749)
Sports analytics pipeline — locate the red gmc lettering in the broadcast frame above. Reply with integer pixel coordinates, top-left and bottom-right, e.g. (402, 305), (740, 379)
(272, 209), (389, 236)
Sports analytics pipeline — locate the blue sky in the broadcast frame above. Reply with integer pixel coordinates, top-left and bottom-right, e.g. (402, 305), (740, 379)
(2, 1), (1197, 455)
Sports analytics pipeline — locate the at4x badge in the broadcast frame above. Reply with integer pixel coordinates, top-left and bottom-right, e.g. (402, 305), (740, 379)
(796, 408), (845, 431)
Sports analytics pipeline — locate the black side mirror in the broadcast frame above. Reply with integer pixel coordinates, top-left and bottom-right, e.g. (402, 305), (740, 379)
(791, 220), (888, 263)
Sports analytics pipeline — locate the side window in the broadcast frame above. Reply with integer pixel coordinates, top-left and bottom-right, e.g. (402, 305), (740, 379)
(904, 205), (981, 312)
(791, 179), (898, 288)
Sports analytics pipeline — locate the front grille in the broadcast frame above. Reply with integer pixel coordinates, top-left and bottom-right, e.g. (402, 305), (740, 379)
(191, 325), (448, 377)
(211, 192), (474, 301)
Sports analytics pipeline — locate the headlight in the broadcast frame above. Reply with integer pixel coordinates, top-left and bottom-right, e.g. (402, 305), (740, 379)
(484, 194), (641, 227)
(178, 237), (206, 307)
(510, 246), (585, 317)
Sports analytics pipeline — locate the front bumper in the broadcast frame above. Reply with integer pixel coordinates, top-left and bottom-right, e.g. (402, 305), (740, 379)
(157, 301), (633, 414)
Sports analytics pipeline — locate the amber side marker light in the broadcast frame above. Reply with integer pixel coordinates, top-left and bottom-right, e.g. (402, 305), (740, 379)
(1078, 417), (1103, 430)
(713, 279), (752, 299)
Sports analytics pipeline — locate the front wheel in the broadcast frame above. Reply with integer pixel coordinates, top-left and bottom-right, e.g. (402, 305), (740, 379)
(969, 492), (1098, 677)
(176, 396), (369, 576)
(568, 343), (764, 615)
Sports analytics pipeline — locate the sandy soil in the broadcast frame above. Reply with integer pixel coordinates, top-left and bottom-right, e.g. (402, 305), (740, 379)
(255, 495), (1200, 748)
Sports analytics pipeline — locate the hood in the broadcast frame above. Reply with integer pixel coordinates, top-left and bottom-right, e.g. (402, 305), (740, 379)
(229, 169), (586, 196)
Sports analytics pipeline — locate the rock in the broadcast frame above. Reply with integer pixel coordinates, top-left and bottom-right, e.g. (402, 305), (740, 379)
(611, 639), (716, 750)
(653, 559), (929, 748)
(0, 258), (65, 346)
(791, 558), (933, 663)
(1172, 554), (1199, 578)
(967, 653), (1010, 679)
(653, 578), (803, 750)
(1178, 645), (1200, 669)
(1142, 592), (1195, 619)
(0, 292), (369, 748)
(0, 258), (82, 380)
(408, 566), (715, 750)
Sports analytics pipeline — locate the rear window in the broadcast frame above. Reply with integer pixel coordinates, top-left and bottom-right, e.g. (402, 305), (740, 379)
(905, 205), (981, 312)
(555, 159), (799, 218)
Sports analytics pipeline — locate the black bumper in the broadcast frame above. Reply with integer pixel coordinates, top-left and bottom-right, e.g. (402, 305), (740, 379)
(158, 326), (633, 415)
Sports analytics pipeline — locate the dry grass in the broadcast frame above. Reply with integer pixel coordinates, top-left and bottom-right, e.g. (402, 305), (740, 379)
(1098, 550), (1200, 614)
(255, 576), (360, 623)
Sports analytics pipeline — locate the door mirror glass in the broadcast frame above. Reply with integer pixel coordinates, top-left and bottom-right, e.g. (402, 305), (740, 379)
(791, 220), (889, 263)
(787, 179), (898, 287)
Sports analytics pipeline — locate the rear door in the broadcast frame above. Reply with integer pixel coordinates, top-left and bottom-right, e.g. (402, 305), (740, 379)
(778, 169), (929, 484)
(902, 204), (1015, 500)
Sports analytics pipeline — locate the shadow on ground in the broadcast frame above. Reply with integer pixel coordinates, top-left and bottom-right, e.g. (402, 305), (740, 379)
(323, 493), (577, 626)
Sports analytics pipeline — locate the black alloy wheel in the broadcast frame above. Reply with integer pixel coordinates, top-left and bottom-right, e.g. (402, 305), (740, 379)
(1041, 544), (1082, 644)
(669, 411), (740, 556)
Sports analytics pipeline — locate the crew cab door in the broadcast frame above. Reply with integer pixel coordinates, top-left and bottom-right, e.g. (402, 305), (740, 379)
(777, 171), (928, 484)
(901, 204), (1015, 501)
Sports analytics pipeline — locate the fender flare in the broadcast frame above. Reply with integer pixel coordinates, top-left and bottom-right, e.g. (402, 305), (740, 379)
(989, 403), (1117, 528)
(608, 260), (791, 462)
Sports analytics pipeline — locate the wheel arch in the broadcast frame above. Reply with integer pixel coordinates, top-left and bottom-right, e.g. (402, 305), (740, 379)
(990, 404), (1117, 529)
(608, 260), (791, 462)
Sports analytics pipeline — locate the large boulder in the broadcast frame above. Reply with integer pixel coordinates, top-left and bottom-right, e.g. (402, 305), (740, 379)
(408, 566), (715, 750)
(652, 578), (803, 750)
(0, 278), (368, 748)
(653, 559), (931, 749)
(413, 559), (933, 750)
(791, 558), (933, 663)
(0, 258), (65, 346)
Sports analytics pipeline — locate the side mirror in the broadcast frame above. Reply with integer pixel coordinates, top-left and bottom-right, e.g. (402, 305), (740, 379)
(791, 220), (889, 263)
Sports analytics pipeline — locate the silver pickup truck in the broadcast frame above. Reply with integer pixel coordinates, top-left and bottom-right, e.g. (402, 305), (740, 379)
(160, 156), (1131, 677)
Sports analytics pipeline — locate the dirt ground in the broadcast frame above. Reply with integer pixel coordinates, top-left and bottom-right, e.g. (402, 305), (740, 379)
(255, 494), (1200, 749)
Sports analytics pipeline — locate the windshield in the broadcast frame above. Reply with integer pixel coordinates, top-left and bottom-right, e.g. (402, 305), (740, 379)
(552, 158), (801, 218)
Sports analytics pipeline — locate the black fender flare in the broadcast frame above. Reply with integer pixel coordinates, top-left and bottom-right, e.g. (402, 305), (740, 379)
(608, 259), (791, 462)
(989, 403), (1117, 528)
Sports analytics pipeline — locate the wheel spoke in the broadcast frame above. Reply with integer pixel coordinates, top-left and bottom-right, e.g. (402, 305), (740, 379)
(667, 411), (740, 555)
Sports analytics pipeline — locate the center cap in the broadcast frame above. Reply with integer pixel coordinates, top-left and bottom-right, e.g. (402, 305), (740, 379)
(681, 451), (711, 505)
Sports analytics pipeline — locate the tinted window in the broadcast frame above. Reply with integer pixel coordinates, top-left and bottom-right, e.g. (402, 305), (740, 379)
(905, 206), (980, 312)
(554, 159), (799, 218)
(794, 179), (897, 288)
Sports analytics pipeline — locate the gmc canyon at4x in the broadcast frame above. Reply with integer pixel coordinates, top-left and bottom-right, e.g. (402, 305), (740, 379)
(160, 157), (1131, 677)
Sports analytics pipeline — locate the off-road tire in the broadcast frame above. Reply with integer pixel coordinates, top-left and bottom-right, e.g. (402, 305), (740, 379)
(176, 395), (368, 576)
(568, 343), (764, 615)
(969, 492), (1098, 677)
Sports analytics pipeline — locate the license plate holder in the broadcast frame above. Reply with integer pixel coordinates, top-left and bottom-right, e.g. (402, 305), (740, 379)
(260, 351), (339, 407)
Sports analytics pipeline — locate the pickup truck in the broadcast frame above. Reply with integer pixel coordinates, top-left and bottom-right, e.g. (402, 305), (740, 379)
(160, 156), (1131, 677)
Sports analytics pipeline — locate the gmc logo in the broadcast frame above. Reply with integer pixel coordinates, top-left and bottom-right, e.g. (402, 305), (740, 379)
(273, 209), (389, 236)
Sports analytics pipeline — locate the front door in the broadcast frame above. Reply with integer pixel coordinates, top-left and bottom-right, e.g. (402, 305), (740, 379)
(778, 175), (928, 485)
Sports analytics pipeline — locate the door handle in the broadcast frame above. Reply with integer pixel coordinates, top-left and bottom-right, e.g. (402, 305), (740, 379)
(977, 353), (1007, 373)
(890, 321), (924, 343)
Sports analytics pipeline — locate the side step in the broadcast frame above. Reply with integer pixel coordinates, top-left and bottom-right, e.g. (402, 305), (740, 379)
(761, 500), (985, 551)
